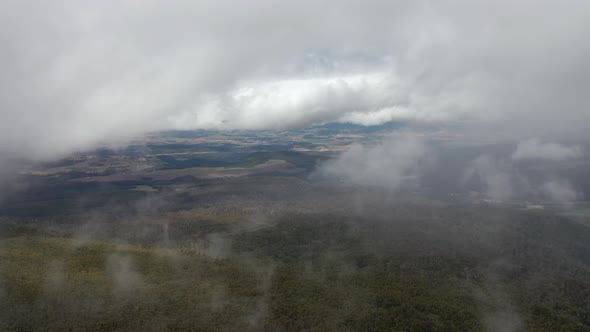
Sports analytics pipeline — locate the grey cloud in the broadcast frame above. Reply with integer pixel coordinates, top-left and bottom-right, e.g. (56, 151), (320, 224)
(464, 156), (516, 202)
(541, 179), (580, 204)
(315, 133), (428, 190)
(1, 0), (590, 163)
(512, 139), (583, 161)
(464, 145), (583, 204)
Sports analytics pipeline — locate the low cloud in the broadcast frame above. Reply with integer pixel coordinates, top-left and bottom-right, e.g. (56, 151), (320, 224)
(106, 253), (144, 296)
(479, 260), (524, 332)
(464, 146), (584, 204)
(464, 156), (516, 202)
(336, 106), (436, 126)
(512, 139), (582, 162)
(315, 133), (428, 190)
(541, 179), (580, 204)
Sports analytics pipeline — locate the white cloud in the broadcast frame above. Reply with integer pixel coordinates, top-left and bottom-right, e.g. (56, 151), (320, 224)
(336, 106), (437, 126)
(512, 139), (583, 161)
(168, 72), (404, 130)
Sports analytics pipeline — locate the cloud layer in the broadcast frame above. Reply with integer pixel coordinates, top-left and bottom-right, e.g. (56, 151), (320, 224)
(2, 0), (590, 161)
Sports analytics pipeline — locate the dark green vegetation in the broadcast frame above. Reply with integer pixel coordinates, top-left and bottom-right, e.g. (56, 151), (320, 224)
(2, 198), (590, 331)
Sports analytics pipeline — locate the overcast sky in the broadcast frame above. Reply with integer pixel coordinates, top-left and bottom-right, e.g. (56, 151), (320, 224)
(1, 0), (590, 161)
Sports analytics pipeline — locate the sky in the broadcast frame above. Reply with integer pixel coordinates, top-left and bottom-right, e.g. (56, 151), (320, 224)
(1, 0), (590, 162)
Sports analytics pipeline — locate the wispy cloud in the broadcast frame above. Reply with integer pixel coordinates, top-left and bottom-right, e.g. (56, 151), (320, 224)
(315, 133), (428, 190)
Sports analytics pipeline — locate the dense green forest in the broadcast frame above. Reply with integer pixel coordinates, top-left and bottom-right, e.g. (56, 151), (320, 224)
(1, 205), (589, 331)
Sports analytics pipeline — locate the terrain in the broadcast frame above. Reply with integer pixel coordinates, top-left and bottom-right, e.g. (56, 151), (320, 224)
(1, 123), (590, 331)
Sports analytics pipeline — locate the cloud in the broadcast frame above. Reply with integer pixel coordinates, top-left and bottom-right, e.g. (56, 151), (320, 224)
(464, 156), (515, 202)
(336, 106), (444, 126)
(464, 146), (583, 203)
(168, 72), (403, 130)
(541, 179), (580, 204)
(1, 0), (590, 163)
(315, 133), (428, 190)
(512, 139), (582, 161)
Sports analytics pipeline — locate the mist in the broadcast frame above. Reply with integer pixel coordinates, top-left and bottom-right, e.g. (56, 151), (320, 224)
(512, 139), (583, 162)
(315, 133), (428, 190)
